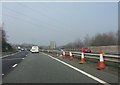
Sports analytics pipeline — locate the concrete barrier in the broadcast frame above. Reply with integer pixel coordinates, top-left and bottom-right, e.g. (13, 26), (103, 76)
(89, 45), (118, 53)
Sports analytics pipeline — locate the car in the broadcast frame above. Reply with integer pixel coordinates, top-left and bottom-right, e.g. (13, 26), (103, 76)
(21, 48), (24, 51)
(30, 46), (39, 53)
(81, 48), (91, 53)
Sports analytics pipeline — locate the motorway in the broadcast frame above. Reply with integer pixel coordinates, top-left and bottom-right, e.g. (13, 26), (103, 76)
(2, 51), (28, 76)
(2, 51), (119, 84)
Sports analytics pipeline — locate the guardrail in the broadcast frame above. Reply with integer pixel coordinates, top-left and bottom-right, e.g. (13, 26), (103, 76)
(42, 50), (120, 63)
(72, 52), (119, 63)
(72, 52), (119, 58)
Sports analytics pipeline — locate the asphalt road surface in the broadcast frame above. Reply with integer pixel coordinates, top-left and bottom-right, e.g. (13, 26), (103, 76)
(2, 52), (119, 84)
(2, 51), (28, 77)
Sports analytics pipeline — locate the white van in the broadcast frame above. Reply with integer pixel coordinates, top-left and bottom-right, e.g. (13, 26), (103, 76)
(30, 46), (39, 53)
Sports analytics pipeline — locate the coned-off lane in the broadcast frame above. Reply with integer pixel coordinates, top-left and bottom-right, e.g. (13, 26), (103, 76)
(3, 52), (99, 83)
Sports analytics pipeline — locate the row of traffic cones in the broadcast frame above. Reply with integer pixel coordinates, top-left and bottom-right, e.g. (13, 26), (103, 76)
(62, 50), (74, 60)
(62, 49), (106, 70)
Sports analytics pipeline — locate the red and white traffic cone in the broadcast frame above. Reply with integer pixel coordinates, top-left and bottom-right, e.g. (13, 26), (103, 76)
(79, 51), (86, 64)
(63, 51), (66, 59)
(97, 50), (106, 70)
(69, 51), (74, 60)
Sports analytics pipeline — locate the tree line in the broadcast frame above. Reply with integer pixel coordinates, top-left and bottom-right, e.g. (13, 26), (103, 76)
(0, 27), (13, 52)
(0, 25), (118, 51)
(61, 31), (118, 49)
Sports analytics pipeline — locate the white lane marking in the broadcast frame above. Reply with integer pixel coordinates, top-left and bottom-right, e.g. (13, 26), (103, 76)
(11, 54), (14, 56)
(12, 64), (18, 68)
(22, 58), (25, 59)
(2, 51), (20, 58)
(3, 58), (24, 60)
(42, 53), (110, 85)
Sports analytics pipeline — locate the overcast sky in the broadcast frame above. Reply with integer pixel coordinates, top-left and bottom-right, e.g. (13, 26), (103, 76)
(1, 0), (119, 1)
(1, 1), (118, 46)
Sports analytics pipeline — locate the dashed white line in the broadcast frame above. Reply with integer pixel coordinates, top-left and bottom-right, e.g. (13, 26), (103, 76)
(3, 58), (24, 60)
(42, 53), (110, 85)
(12, 64), (18, 68)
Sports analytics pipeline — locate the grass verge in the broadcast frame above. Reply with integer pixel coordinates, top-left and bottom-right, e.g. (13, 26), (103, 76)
(2, 50), (18, 57)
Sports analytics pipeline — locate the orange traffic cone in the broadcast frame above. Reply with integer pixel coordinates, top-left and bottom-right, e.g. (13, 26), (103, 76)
(79, 51), (86, 64)
(97, 50), (106, 70)
(69, 50), (74, 60)
(63, 51), (66, 59)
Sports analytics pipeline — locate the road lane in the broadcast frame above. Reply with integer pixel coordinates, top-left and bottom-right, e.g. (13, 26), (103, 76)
(46, 52), (118, 84)
(2, 51), (28, 59)
(2, 51), (28, 76)
(3, 52), (99, 83)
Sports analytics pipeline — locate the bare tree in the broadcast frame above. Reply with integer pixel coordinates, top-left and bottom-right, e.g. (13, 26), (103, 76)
(73, 39), (84, 48)
(0, 27), (2, 51)
(61, 31), (118, 50)
(90, 32), (118, 46)
(1, 24), (13, 52)
(83, 34), (91, 47)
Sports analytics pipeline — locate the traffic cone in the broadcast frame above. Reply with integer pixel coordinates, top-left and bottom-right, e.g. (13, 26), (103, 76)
(97, 50), (106, 70)
(69, 51), (74, 60)
(79, 51), (86, 64)
(63, 51), (66, 59)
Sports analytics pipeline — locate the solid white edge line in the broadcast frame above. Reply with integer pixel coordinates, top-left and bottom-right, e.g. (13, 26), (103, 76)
(42, 53), (110, 85)
(3, 58), (25, 60)
(12, 64), (18, 68)
(2, 51), (20, 58)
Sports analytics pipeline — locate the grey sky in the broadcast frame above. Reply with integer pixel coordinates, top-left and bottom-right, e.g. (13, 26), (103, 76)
(1, 0), (119, 1)
(1, 1), (118, 46)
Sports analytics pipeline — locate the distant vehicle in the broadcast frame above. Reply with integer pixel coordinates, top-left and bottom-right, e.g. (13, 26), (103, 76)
(17, 46), (21, 50)
(21, 48), (24, 51)
(30, 46), (39, 53)
(81, 48), (91, 53)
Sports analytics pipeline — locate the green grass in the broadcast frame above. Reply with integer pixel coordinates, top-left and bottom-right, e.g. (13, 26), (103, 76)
(82, 57), (119, 69)
(43, 52), (119, 69)
(65, 54), (119, 69)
